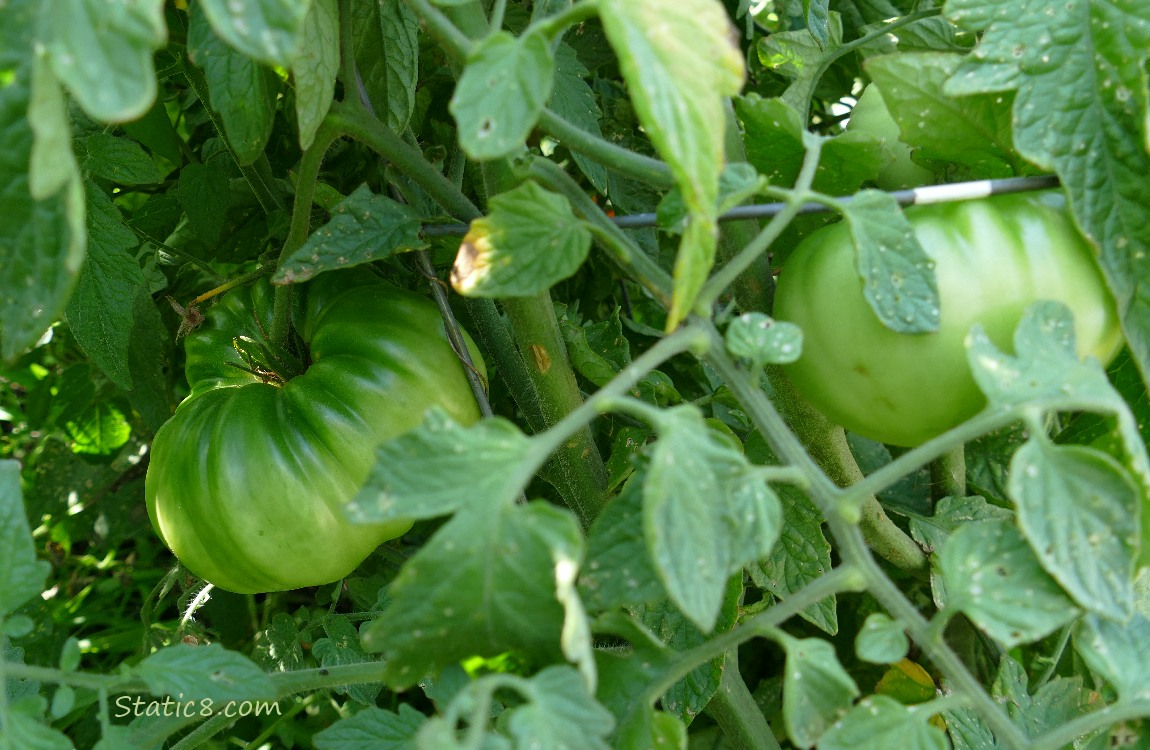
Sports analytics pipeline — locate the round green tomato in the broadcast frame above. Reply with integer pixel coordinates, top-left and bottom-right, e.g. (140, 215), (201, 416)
(145, 274), (484, 594)
(773, 192), (1122, 447)
(847, 85), (933, 191)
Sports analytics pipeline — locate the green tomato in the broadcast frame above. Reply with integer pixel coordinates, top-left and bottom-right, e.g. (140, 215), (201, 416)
(847, 85), (933, 191)
(773, 192), (1123, 447)
(145, 274), (484, 594)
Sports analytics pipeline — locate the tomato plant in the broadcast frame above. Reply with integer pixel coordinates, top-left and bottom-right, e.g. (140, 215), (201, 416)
(773, 192), (1124, 446)
(144, 274), (484, 593)
(846, 85), (933, 191)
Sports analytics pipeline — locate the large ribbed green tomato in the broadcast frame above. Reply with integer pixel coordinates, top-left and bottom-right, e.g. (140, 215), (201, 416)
(773, 193), (1122, 447)
(145, 274), (483, 594)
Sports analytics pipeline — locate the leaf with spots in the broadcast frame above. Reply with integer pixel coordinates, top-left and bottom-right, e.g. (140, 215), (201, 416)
(361, 502), (582, 689)
(938, 519), (1078, 648)
(865, 52), (1022, 181)
(725, 312), (803, 367)
(80, 133), (163, 186)
(132, 643), (276, 703)
(643, 405), (783, 631)
(274, 184), (425, 284)
(776, 631), (859, 749)
(1009, 439), (1138, 621)
(942, 0), (1150, 411)
(968, 300), (1150, 564)
(450, 181), (590, 298)
(844, 190), (939, 335)
(1075, 612), (1150, 701)
(817, 695), (949, 750)
(449, 31), (554, 161)
(580, 476), (666, 612)
(750, 486), (838, 635)
(346, 410), (542, 524)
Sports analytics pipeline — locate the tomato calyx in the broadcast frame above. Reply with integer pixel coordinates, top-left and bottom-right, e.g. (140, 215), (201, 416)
(227, 332), (308, 384)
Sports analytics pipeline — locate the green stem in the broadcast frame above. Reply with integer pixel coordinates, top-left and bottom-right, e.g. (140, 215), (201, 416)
(699, 136), (824, 308)
(534, 325), (709, 458)
(530, 2), (600, 40)
(716, 98), (772, 311)
(268, 122), (341, 346)
(502, 294), (608, 526)
(537, 109), (675, 188)
(932, 445), (966, 499)
(706, 660), (783, 750)
(1031, 699), (1150, 750)
(399, 0), (473, 59)
(766, 367), (928, 574)
(330, 102), (481, 222)
(640, 566), (865, 704)
(181, 56), (283, 215)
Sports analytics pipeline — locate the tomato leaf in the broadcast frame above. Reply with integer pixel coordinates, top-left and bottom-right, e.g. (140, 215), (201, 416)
(749, 486), (838, 635)
(292, 0), (338, 150)
(133, 643), (277, 703)
(643, 405), (782, 631)
(505, 667), (615, 750)
(1074, 613), (1150, 701)
(942, 707), (997, 750)
(968, 300), (1150, 565)
(855, 613), (909, 665)
(725, 312), (803, 367)
(274, 185), (425, 284)
(937, 519), (1078, 648)
(0, 461), (50, 618)
(79, 134), (163, 186)
(377, 0), (420, 132)
(449, 31), (554, 161)
(28, 55), (80, 201)
(756, 13), (844, 112)
(0, 65), (85, 362)
(907, 494), (1014, 556)
(990, 657), (1101, 741)
(549, 44), (609, 195)
(844, 190), (940, 335)
(1009, 440), (1138, 621)
(865, 52), (1018, 180)
(313, 617), (381, 706)
(598, 0), (743, 328)
(313, 705), (426, 750)
(943, 0), (1150, 403)
(187, 7), (279, 166)
(198, 0), (308, 67)
(39, 0), (165, 122)
(347, 410), (543, 523)
(738, 95), (886, 196)
(635, 576), (740, 725)
(64, 185), (146, 390)
(817, 695), (948, 750)
(178, 159), (231, 245)
(579, 477), (665, 612)
(364, 502), (581, 689)
(4, 713), (73, 750)
(451, 182), (590, 298)
(777, 632), (859, 749)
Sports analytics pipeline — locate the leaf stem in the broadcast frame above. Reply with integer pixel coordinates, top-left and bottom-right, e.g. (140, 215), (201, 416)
(537, 109), (675, 188)
(399, 0), (474, 59)
(705, 659), (784, 750)
(699, 135), (824, 307)
(529, 2), (600, 40)
(268, 121), (341, 346)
